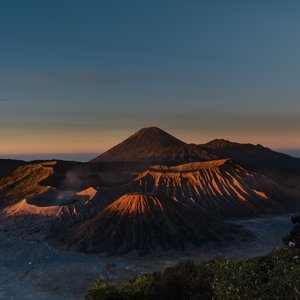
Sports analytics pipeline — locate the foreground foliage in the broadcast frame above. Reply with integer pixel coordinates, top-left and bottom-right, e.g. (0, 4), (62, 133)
(86, 248), (300, 300)
(284, 214), (300, 248)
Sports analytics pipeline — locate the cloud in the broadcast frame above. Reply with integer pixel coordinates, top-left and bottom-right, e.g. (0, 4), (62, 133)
(24, 73), (142, 85)
(23, 71), (211, 86)
(0, 97), (10, 103)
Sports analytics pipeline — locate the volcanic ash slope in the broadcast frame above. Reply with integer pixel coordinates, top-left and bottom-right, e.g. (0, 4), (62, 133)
(92, 159), (300, 218)
(53, 193), (244, 255)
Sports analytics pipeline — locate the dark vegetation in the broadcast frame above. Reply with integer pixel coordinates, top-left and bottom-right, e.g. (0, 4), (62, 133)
(284, 213), (300, 248)
(86, 214), (300, 300)
(86, 249), (300, 300)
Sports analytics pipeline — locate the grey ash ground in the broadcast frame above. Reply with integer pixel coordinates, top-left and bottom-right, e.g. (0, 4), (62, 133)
(0, 212), (293, 300)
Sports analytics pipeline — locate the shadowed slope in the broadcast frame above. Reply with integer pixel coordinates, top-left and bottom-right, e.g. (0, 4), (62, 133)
(90, 127), (186, 163)
(53, 193), (244, 255)
(90, 127), (300, 177)
(0, 161), (56, 207)
(91, 127), (219, 163)
(87, 160), (300, 218)
(200, 139), (300, 171)
(3, 186), (98, 224)
(200, 139), (300, 190)
(38, 159), (298, 227)
(0, 159), (25, 178)
(135, 160), (300, 216)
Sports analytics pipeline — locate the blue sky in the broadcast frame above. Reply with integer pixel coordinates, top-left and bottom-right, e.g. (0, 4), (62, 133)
(0, 1), (300, 159)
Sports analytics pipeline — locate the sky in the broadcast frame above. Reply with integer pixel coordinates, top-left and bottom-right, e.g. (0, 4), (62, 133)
(0, 0), (300, 160)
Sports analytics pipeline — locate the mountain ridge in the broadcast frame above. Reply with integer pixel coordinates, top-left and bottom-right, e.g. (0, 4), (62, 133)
(90, 127), (300, 167)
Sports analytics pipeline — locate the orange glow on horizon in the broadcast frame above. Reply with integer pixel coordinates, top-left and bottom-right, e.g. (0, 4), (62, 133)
(0, 127), (299, 156)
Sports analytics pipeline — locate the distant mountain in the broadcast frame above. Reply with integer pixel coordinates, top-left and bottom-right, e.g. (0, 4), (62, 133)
(53, 192), (245, 255)
(199, 139), (300, 172)
(90, 127), (185, 163)
(90, 127), (217, 163)
(198, 139), (300, 190)
(91, 127), (300, 169)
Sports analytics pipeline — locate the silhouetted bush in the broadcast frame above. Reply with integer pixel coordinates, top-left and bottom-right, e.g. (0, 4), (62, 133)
(211, 249), (300, 299)
(284, 214), (300, 248)
(85, 249), (300, 300)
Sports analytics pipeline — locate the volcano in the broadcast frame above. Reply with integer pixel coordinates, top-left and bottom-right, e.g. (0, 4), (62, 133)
(90, 127), (185, 163)
(90, 127), (216, 163)
(53, 193), (245, 255)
